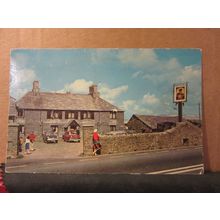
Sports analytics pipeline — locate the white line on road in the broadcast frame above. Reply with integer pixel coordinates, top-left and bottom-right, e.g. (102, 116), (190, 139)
(44, 161), (65, 165)
(79, 158), (99, 162)
(7, 165), (27, 169)
(147, 164), (203, 174)
(109, 155), (124, 159)
(166, 167), (203, 174)
(135, 147), (203, 156)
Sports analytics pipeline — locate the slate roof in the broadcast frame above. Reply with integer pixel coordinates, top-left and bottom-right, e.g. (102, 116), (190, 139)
(132, 114), (201, 129)
(64, 119), (80, 128)
(133, 115), (180, 129)
(16, 92), (123, 111)
(9, 97), (17, 116)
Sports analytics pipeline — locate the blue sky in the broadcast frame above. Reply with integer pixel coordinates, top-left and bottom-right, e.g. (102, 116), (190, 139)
(10, 49), (201, 120)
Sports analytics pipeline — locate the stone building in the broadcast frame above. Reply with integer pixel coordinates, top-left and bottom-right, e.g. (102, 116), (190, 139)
(15, 81), (124, 138)
(127, 114), (201, 133)
(9, 97), (17, 123)
(127, 114), (179, 133)
(8, 97), (19, 147)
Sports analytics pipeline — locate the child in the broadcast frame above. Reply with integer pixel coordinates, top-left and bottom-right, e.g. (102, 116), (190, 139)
(17, 136), (24, 156)
(25, 136), (31, 154)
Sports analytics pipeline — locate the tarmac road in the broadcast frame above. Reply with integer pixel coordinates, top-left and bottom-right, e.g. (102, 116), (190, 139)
(6, 146), (203, 174)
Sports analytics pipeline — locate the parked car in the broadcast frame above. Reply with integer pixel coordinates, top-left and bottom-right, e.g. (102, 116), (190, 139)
(63, 130), (80, 142)
(43, 132), (58, 143)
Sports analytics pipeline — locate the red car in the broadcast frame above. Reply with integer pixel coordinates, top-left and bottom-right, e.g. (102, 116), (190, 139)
(63, 130), (80, 142)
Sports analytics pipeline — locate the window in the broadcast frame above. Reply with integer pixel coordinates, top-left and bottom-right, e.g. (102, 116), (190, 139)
(87, 112), (91, 119)
(110, 111), (117, 119)
(47, 110), (62, 119)
(54, 111), (62, 119)
(47, 111), (53, 119)
(80, 111), (94, 119)
(87, 111), (94, 119)
(18, 109), (24, 117)
(9, 116), (15, 122)
(110, 125), (116, 131)
(65, 111), (78, 119)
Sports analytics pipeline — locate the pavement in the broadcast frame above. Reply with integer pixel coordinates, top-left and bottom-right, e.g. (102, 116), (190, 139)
(7, 140), (83, 161)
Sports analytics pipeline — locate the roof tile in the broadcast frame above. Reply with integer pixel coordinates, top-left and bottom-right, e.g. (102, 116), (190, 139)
(16, 92), (123, 111)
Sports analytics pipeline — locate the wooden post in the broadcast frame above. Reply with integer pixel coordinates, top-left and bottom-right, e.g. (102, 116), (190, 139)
(178, 102), (183, 122)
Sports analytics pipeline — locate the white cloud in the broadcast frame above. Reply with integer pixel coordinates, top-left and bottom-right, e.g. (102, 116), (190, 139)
(118, 49), (157, 67)
(143, 93), (159, 105)
(10, 59), (37, 99)
(58, 79), (93, 94)
(57, 79), (128, 104)
(132, 71), (143, 78)
(178, 65), (201, 82)
(133, 105), (153, 115)
(164, 58), (181, 71)
(120, 99), (137, 110)
(99, 83), (128, 103)
(91, 49), (116, 63)
(12, 53), (29, 68)
(120, 99), (155, 117)
(11, 68), (36, 88)
(143, 74), (153, 81)
(118, 49), (185, 85)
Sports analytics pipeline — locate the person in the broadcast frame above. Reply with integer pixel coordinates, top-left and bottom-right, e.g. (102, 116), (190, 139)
(29, 131), (36, 151)
(92, 129), (101, 155)
(17, 136), (24, 156)
(176, 88), (185, 101)
(25, 136), (31, 154)
(0, 164), (7, 193)
(76, 126), (80, 135)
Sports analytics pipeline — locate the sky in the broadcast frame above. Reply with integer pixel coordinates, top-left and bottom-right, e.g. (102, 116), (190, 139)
(10, 48), (202, 120)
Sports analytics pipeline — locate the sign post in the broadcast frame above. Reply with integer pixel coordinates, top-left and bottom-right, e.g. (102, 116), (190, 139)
(178, 102), (183, 122)
(173, 83), (187, 122)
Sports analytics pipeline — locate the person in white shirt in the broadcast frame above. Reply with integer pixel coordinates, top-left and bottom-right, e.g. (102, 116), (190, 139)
(25, 136), (31, 154)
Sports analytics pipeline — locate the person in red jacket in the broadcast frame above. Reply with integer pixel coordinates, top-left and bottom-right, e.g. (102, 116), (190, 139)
(92, 129), (101, 155)
(29, 131), (36, 151)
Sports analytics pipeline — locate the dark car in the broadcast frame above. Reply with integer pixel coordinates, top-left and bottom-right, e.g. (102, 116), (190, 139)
(63, 130), (80, 142)
(43, 132), (58, 143)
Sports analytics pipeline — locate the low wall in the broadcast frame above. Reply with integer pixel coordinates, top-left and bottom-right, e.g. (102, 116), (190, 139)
(8, 124), (19, 148)
(83, 122), (202, 156)
(7, 124), (19, 158)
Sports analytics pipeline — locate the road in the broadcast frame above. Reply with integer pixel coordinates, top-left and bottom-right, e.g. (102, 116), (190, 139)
(6, 146), (203, 174)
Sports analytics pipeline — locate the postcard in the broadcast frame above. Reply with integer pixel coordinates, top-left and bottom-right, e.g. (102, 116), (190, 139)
(6, 48), (202, 175)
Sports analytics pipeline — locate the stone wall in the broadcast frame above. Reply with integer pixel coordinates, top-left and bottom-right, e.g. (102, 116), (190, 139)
(82, 126), (94, 156)
(83, 122), (202, 156)
(8, 124), (19, 148)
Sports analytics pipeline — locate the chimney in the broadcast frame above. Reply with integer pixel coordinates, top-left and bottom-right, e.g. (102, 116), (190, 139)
(89, 84), (100, 98)
(32, 81), (40, 96)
